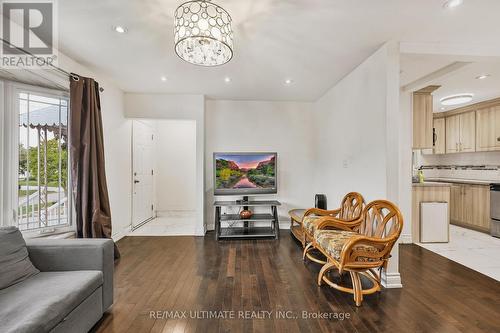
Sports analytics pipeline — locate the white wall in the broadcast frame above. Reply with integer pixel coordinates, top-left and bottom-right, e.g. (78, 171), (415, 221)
(205, 100), (315, 229)
(124, 93), (205, 235)
(155, 120), (197, 212)
(399, 90), (413, 243)
(312, 43), (404, 288)
(313, 47), (389, 202)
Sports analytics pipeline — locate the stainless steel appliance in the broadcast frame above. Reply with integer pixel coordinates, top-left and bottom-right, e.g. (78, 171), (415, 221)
(490, 184), (500, 237)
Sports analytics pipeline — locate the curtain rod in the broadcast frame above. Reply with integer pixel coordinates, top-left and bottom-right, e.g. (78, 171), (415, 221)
(0, 38), (104, 92)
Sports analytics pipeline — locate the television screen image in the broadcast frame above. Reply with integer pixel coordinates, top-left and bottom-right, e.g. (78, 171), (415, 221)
(214, 153), (277, 195)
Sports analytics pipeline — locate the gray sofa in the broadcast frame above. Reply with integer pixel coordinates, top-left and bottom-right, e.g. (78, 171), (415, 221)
(0, 238), (114, 333)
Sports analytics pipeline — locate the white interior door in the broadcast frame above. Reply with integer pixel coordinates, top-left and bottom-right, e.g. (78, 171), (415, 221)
(132, 120), (155, 228)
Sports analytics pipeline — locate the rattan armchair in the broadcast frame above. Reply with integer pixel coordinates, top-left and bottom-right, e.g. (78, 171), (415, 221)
(302, 192), (365, 264)
(314, 200), (403, 306)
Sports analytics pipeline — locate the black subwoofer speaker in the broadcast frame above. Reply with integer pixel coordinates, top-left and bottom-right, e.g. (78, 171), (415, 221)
(315, 194), (327, 210)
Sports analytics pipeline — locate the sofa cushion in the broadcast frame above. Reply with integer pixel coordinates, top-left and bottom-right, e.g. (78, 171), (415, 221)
(303, 215), (322, 235)
(0, 226), (40, 290)
(314, 229), (378, 262)
(0, 271), (103, 333)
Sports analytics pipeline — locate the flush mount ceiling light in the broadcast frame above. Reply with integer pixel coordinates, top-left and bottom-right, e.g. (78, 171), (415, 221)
(476, 74), (490, 80)
(443, 0), (463, 8)
(113, 26), (127, 33)
(224, 76), (231, 83)
(440, 94), (473, 106)
(174, 0), (233, 66)
(160, 76), (167, 82)
(284, 79), (293, 85)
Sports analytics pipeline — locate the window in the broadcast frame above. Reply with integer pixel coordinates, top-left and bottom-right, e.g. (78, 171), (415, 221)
(15, 88), (70, 232)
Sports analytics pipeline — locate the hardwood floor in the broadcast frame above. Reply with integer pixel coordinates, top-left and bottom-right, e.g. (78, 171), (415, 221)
(92, 231), (500, 333)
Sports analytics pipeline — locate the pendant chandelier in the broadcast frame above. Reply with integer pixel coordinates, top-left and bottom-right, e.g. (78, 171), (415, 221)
(174, 0), (233, 66)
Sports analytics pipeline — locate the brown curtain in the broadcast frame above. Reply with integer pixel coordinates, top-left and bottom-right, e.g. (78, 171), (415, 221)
(69, 75), (120, 259)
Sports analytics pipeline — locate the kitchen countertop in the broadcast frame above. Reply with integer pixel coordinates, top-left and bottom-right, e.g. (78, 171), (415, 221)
(412, 181), (452, 187)
(425, 178), (496, 186)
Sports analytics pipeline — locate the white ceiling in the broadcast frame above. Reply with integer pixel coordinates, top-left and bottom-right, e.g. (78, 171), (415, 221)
(431, 61), (500, 112)
(57, 0), (500, 101)
(401, 54), (500, 112)
(400, 54), (458, 87)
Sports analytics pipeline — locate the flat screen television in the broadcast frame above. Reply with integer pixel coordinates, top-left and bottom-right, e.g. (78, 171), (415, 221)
(214, 152), (277, 195)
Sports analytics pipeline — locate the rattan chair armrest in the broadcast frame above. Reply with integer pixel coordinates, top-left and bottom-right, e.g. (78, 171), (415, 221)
(303, 208), (341, 219)
(338, 235), (398, 268)
(316, 216), (362, 232)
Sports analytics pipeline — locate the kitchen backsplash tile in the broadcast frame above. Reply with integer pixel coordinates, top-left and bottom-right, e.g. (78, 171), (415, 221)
(420, 167), (500, 182)
(415, 150), (500, 182)
(419, 151), (500, 166)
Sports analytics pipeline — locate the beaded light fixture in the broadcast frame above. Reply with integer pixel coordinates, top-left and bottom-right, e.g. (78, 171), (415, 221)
(174, 0), (233, 66)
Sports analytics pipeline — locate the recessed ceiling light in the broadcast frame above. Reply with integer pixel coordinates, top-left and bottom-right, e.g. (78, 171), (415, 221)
(284, 79), (293, 85)
(224, 77), (231, 83)
(160, 76), (167, 82)
(443, 0), (463, 9)
(113, 26), (127, 33)
(440, 94), (473, 106)
(476, 74), (490, 80)
(440, 107), (446, 111)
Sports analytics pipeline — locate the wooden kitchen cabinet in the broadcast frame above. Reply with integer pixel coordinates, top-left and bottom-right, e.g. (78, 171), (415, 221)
(476, 105), (500, 151)
(450, 185), (463, 222)
(470, 185), (490, 231)
(445, 112), (476, 153)
(446, 115), (461, 153)
(449, 184), (490, 233)
(460, 112), (476, 152)
(413, 86), (440, 149)
(433, 118), (446, 154)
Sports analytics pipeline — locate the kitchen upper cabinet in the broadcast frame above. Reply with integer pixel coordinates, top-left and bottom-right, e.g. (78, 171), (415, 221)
(446, 115), (461, 153)
(445, 112), (476, 153)
(476, 105), (500, 151)
(433, 118), (446, 154)
(413, 86), (440, 149)
(460, 111), (476, 152)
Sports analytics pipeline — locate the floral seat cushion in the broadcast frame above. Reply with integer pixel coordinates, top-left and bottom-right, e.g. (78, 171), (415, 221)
(314, 229), (379, 262)
(303, 215), (323, 235)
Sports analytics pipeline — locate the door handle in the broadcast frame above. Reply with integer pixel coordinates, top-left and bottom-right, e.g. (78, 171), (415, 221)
(134, 180), (140, 184)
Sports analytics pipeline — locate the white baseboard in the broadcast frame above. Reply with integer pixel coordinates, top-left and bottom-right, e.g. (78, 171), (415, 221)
(112, 225), (132, 242)
(399, 233), (413, 244)
(382, 272), (403, 288)
(195, 225), (206, 236)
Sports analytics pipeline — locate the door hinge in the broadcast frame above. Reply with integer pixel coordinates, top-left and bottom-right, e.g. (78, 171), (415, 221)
(151, 134), (154, 141)
(151, 169), (154, 175)
(151, 204), (154, 211)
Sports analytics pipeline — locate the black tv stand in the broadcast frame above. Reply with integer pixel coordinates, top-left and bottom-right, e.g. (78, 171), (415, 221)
(235, 195), (250, 207)
(214, 198), (281, 240)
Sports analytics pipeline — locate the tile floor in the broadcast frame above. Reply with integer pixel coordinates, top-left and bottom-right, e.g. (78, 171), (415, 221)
(418, 225), (500, 281)
(129, 211), (198, 236)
